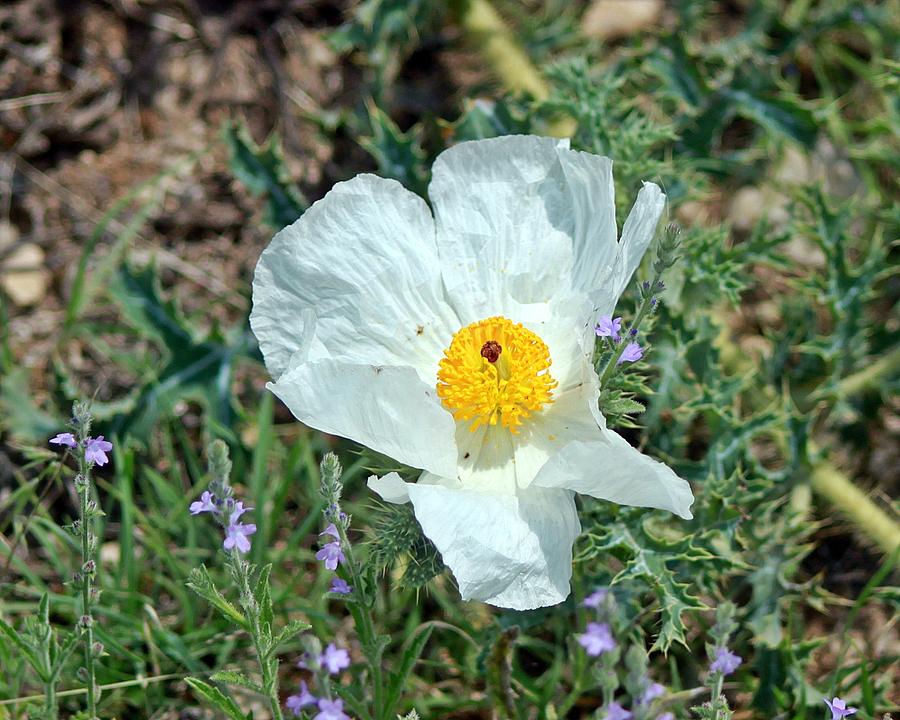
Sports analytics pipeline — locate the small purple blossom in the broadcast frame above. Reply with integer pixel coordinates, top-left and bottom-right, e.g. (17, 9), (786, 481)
(320, 523), (340, 540)
(285, 681), (317, 715)
(710, 647), (742, 676)
(658, 714), (674, 720)
(605, 702), (632, 720)
(50, 432), (77, 448)
(320, 642), (350, 674)
(617, 342), (644, 365)
(596, 315), (623, 340)
(189, 491), (217, 515)
(329, 577), (352, 595)
(582, 588), (608, 608)
(639, 683), (665, 705)
(316, 541), (345, 571)
(824, 697), (857, 720)
(577, 622), (616, 657)
(629, 327), (638, 337)
(84, 436), (113, 466)
(223, 502), (256, 554)
(314, 698), (350, 720)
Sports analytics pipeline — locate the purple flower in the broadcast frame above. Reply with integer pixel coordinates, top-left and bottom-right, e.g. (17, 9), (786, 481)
(617, 342), (643, 365)
(320, 523), (340, 540)
(577, 622), (616, 657)
(84, 436), (113, 466)
(189, 491), (217, 515)
(285, 681), (317, 715)
(606, 702), (632, 720)
(639, 683), (665, 705)
(658, 714), (674, 720)
(316, 541), (345, 571)
(329, 577), (352, 595)
(320, 642), (350, 674)
(710, 647), (742, 676)
(314, 698), (349, 720)
(596, 315), (622, 340)
(824, 697), (857, 720)
(50, 432), (77, 448)
(582, 588), (608, 608)
(223, 502), (256, 553)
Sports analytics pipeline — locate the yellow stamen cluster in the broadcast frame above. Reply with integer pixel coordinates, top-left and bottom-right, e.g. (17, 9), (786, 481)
(437, 316), (556, 432)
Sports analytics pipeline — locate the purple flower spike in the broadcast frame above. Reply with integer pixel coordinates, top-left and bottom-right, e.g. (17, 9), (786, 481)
(320, 523), (340, 540)
(617, 341), (643, 365)
(84, 436), (113, 466)
(50, 432), (77, 448)
(577, 622), (616, 657)
(710, 647), (742, 676)
(320, 642), (350, 674)
(314, 698), (350, 720)
(605, 701), (632, 720)
(189, 491), (217, 515)
(223, 503), (256, 553)
(329, 577), (352, 595)
(316, 541), (345, 571)
(596, 315), (623, 340)
(582, 588), (608, 608)
(285, 681), (317, 716)
(824, 697), (857, 720)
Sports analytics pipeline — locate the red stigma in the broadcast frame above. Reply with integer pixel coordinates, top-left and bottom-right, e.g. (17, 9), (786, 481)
(480, 340), (502, 363)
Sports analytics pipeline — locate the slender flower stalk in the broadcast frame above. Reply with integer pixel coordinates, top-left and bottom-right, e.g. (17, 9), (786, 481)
(70, 402), (104, 719)
(598, 225), (681, 386)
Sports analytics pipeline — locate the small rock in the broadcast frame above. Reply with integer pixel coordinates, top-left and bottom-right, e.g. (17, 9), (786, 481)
(0, 222), (49, 306)
(583, 0), (663, 40)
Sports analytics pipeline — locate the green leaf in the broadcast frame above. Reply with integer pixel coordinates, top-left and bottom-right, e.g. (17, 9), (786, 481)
(107, 263), (256, 438)
(254, 564), (274, 646)
(186, 565), (249, 630)
(184, 677), (249, 720)
(384, 624), (433, 713)
(210, 670), (264, 694)
(359, 104), (429, 197)
(223, 121), (306, 230)
(0, 615), (45, 679)
(0, 367), (64, 443)
(270, 619), (312, 654)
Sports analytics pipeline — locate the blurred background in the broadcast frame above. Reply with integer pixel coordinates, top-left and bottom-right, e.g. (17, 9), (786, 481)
(1, 0), (897, 718)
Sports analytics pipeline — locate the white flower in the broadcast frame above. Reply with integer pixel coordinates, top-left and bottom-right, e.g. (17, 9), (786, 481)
(251, 135), (694, 610)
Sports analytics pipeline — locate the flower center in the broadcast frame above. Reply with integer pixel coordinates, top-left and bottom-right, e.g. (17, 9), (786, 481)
(437, 316), (557, 433)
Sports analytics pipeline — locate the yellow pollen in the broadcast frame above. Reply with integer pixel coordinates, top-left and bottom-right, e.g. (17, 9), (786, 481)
(437, 316), (557, 433)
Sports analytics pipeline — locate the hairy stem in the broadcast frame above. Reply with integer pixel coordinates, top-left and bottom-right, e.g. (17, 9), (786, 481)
(77, 450), (97, 719)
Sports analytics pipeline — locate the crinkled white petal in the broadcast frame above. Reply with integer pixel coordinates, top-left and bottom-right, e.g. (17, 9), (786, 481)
(251, 173), (459, 382)
(367, 472), (410, 504)
(608, 181), (667, 309)
(429, 135), (660, 322)
(269, 360), (457, 479)
(531, 426), (694, 519)
(404, 482), (581, 610)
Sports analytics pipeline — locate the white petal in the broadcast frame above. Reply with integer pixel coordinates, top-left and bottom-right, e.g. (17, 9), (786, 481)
(269, 359), (458, 478)
(251, 173), (459, 383)
(531, 426), (694, 519)
(405, 483), (581, 610)
(430, 136), (657, 322)
(429, 135), (576, 319)
(609, 181), (667, 305)
(367, 472), (410, 504)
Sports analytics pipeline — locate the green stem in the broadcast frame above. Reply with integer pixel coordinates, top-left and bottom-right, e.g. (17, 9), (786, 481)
(77, 450), (98, 719)
(832, 345), (900, 400)
(335, 522), (384, 718)
(809, 450), (900, 558)
(230, 551), (283, 720)
(598, 276), (660, 387)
